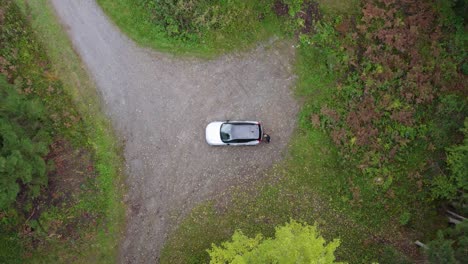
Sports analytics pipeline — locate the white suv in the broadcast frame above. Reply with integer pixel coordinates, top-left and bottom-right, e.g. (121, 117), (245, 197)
(205, 121), (263, 146)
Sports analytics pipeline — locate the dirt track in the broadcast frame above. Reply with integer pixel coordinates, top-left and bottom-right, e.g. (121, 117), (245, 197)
(50, 0), (298, 262)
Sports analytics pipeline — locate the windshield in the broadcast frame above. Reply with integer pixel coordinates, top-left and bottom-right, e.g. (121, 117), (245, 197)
(220, 123), (232, 141)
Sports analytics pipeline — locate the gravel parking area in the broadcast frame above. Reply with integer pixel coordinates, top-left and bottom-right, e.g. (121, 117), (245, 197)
(51, 0), (298, 262)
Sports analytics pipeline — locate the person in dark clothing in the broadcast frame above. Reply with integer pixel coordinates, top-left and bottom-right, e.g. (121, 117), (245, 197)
(263, 133), (271, 143)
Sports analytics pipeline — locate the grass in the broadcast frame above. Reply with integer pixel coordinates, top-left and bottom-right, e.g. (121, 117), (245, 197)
(315, 0), (361, 16)
(3, 0), (126, 262)
(96, 0), (284, 58)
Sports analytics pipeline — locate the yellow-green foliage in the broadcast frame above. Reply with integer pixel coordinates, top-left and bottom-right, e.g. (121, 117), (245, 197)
(208, 220), (342, 264)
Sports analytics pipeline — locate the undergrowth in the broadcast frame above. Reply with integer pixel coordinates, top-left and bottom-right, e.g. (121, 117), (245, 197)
(0, 0), (125, 262)
(97, 0), (284, 57)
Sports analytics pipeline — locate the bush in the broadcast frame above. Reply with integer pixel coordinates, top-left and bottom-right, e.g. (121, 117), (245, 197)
(427, 221), (468, 264)
(138, 0), (273, 40)
(283, 0), (304, 17)
(431, 118), (468, 202)
(0, 75), (51, 209)
(399, 211), (411, 226)
(432, 95), (466, 148)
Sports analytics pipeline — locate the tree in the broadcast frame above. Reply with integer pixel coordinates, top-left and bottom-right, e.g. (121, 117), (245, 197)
(427, 232), (457, 264)
(208, 220), (344, 264)
(0, 75), (51, 209)
(427, 221), (468, 264)
(431, 118), (468, 205)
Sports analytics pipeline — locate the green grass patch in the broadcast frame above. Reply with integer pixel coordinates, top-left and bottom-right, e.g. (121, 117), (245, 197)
(0, 0), (126, 262)
(315, 0), (361, 16)
(96, 0), (284, 57)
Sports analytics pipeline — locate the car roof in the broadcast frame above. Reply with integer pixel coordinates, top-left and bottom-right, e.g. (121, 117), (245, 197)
(225, 123), (260, 140)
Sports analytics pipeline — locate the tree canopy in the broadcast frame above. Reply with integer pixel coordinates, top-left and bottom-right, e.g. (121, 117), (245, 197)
(208, 220), (344, 264)
(427, 221), (468, 264)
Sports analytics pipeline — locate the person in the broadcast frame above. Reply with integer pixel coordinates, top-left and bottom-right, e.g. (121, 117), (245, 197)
(263, 133), (271, 143)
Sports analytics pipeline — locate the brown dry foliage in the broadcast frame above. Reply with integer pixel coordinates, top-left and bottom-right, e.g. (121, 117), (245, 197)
(310, 113), (321, 128)
(320, 105), (340, 123)
(331, 127), (347, 145)
(358, 0), (443, 106)
(328, 0), (463, 158)
(390, 109), (414, 126)
(345, 96), (381, 147)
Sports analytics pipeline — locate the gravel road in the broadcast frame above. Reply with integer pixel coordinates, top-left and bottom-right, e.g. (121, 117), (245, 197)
(51, 0), (298, 262)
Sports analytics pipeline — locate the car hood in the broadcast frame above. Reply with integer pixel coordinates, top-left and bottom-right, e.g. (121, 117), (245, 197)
(205, 122), (223, 145)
